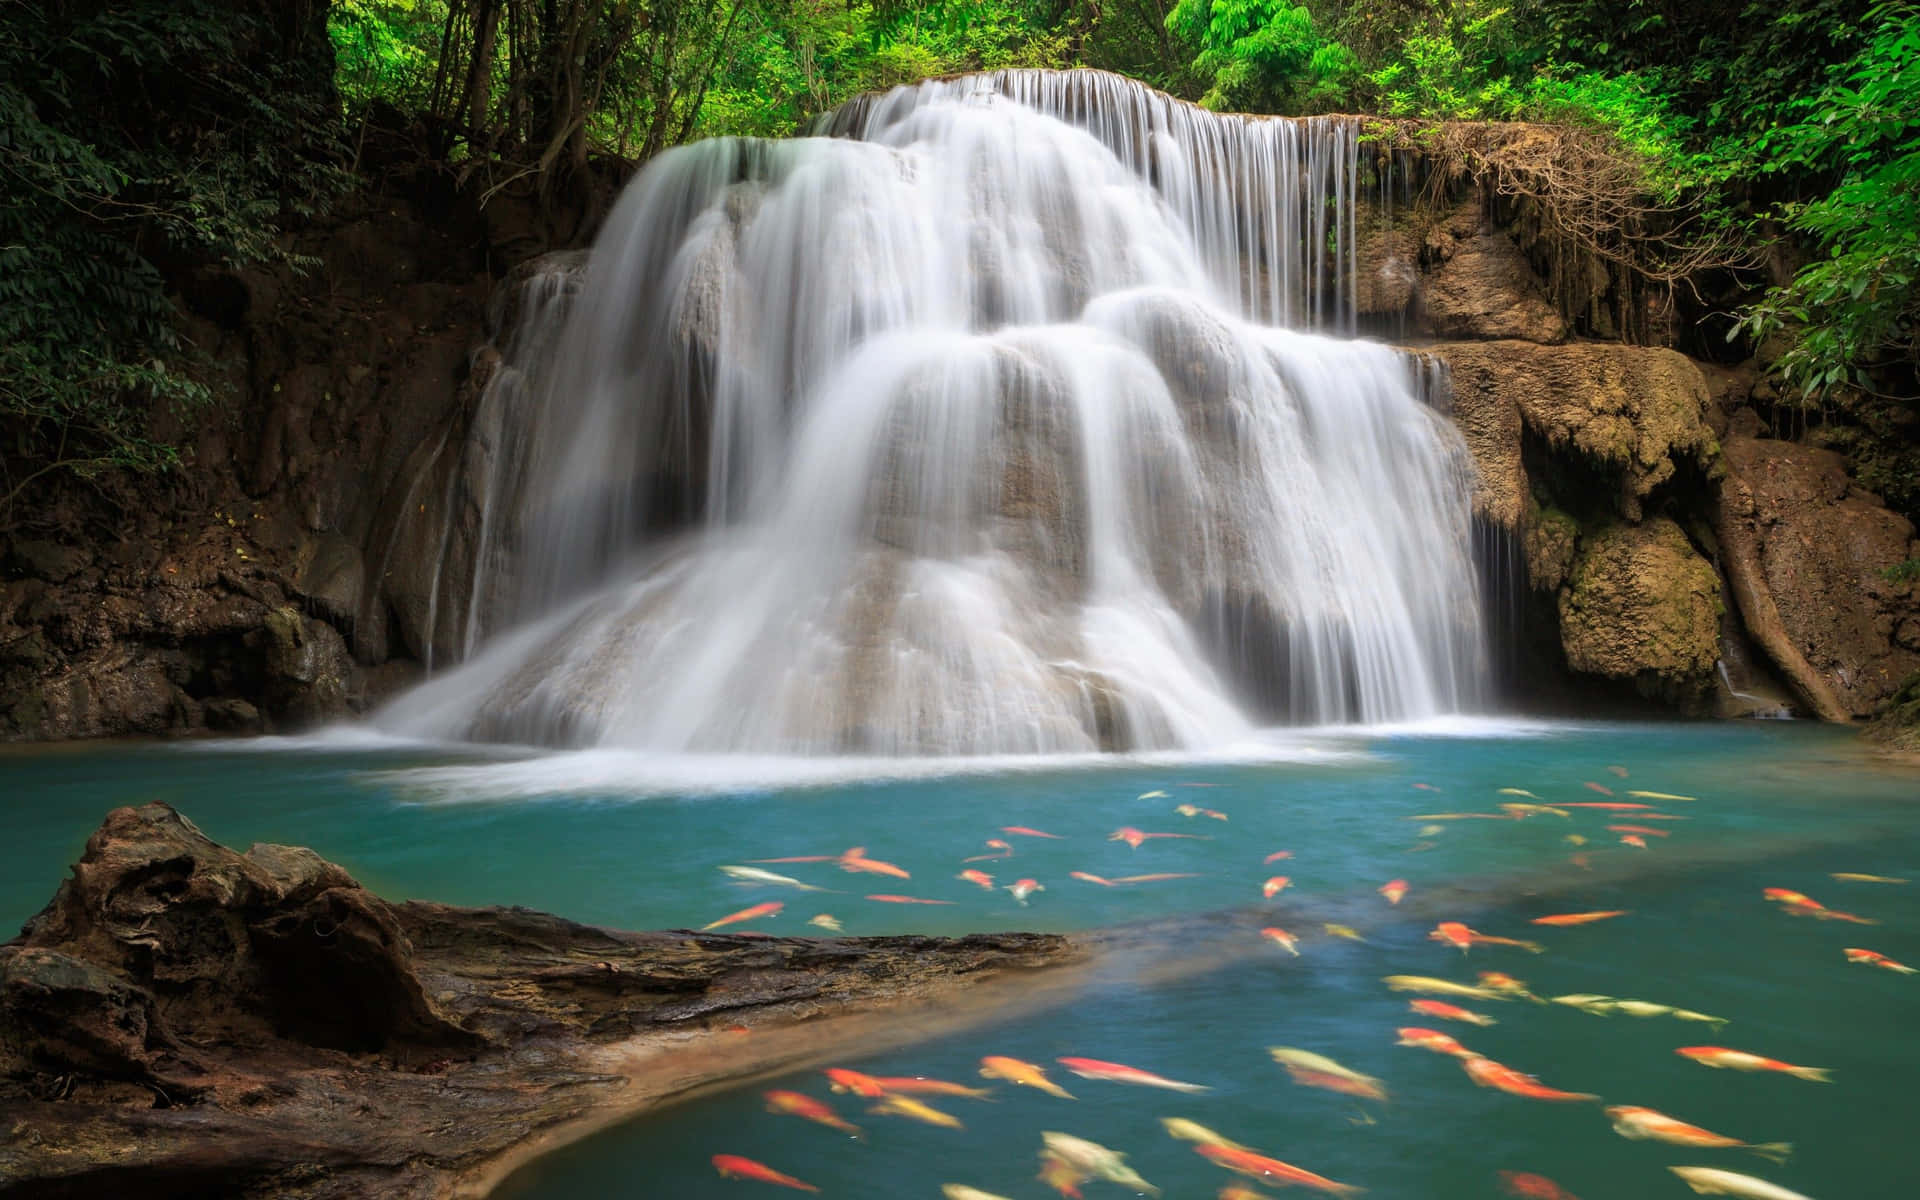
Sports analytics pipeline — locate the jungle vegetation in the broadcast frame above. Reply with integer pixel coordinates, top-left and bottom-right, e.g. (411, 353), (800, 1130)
(1, 0), (1914, 515)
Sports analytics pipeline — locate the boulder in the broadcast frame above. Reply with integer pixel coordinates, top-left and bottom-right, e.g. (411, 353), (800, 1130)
(1421, 231), (1568, 344)
(1717, 435), (1920, 719)
(1558, 518), (1722, 708)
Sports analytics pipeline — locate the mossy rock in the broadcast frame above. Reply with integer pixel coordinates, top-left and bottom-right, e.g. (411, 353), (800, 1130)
(1558, 518), (1721, 710)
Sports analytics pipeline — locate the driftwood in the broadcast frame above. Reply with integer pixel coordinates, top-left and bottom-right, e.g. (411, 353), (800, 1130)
(0, 804), (1077, 1198)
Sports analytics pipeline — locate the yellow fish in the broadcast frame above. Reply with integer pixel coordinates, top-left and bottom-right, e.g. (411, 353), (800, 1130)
(1383, 975), (1509, 1000)
(807, 914), (843, 932)
(1626, 790), (1696, 801)
(1158, 1117), (1250, 1151)
(1831, 873), (1908, 884)
(1501, 802), (1571, 818)
(980, 1055), (1074, 1099)
(1563, 834), (1588, 846)
(1497, 788), (1541, 798)
(869, 1093), (964, 1130)
(1323, 923), (1367, 942)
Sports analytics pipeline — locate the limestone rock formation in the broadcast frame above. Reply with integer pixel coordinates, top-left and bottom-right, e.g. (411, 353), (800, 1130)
(1717, 433), (1920, 719)
(1558, 518), (1722, 708)
(1418, 204), (1568, 344)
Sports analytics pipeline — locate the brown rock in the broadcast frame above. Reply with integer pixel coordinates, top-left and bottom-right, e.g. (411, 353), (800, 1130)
(1558, 518), (1722, 708)
(1717, 436), (1920, 718)
(1421, 232), (1568, 344)
(1355, 228), (1420, 316)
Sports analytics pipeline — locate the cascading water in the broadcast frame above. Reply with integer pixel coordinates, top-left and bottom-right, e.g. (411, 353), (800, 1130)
(382, 70), (1489, 754)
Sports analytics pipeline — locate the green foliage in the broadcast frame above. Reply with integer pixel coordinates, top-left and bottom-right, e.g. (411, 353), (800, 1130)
(1739, 4), (1920, 398)
(330, 0), (441, 113)
(0, 1), (348, 516)
(1166, 0), (1356, 111)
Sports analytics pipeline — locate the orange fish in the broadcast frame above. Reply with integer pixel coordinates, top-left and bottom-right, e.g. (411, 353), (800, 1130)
(1607, 824), (1670, 838)
(1287, 1068), (1386, 1101)
(964, 839), (1014, 863)
(1380, 879), (1408, 905)
(1604, 1105), (1790, 1161)
(1843, 947), (1917, 973)
(870, 1076), (995, 1099)
(1763, 887), (1821, 909)
(1194, 1143), (1361, 1196)
(1057, 1056), (1211, 1093)
(763, 1089), (862, 1137)
(1500, 1170), (1582, 1200)
(1261, 927), (1300, 955)
(1263, 850), (1294, 864)
(1607, 765), (1629, 777)
(1431, 922), (1543, 953)
(1262, 875), (1292, 898)
(824, 1067), (889, 1097)
(1461, 1055), (1597, 1101)
(1676, 1046), (1832, 1081)
(838, 846), (910, 878)
(865, 893), (954, 905)
(979, 1055), (1073, 1098)
(1006, 878), (1044, 905)
(1409, 999), (1496, 1025)
(1001, 826), (1061, 839)
(1583, 781), (1615, 796)
(1619, 835), (1647, 849)
(1112, 873), (1201, 883)
(1530, 911), (1629, 927)
(1037, 1151), (1088, 1199)
(1070, 871), (1115, 886)
(1396, 1026), (1473, 1057)
(957, 869), (995, 890)
(712, 1154), (819, 1192)
(1110, 826), (1202, 848)
(702, 901), (783, 931)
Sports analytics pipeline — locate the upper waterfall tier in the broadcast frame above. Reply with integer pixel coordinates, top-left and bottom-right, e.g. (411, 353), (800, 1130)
(380, 70), (1488, 754)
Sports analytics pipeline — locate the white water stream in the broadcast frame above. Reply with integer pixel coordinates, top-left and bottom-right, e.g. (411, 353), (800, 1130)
(382, 71), (1488, 754)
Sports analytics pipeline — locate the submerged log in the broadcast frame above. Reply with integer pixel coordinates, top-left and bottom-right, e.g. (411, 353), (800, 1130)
(0, 805), (1077, 1198)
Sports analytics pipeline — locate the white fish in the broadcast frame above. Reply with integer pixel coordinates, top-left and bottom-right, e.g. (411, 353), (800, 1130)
(1628, 790), (1697, 801)
(942, 1187), (1015, 1200)
(1040, 1132), (1160, 1197)
(719, 865), (830, 891)
(1159, 1117), (1250, 1151)
(1668, 1166), (1816, 1199)
(1497, 788), (1541, 798)
(806, 914), (843, 932)
(1138, 790), (1170, 799)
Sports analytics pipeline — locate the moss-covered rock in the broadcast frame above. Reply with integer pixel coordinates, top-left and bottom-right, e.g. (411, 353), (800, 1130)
(1525, 504), (1580, 593)
(1557, 518), (1722, 709)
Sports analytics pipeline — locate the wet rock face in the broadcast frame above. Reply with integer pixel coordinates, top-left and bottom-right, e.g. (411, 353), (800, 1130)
(1422, 232), (1569, 344)
(1720, 435), (1920, 717)
(1558, 518), (1722, 709)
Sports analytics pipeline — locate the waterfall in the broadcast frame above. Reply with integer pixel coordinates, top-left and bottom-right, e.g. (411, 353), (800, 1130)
(382, 70), (1489, 754)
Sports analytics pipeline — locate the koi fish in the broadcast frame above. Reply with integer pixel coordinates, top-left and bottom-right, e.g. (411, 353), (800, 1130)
(1409, 998), (1496, 1025)
(1604, 1105), (1789, 1162)
(871, 1076), (995, 1099)
(1633, 812), (1690, 820)
(1383, 975), (1509, 1001)
(1559, 802), (1655, 810)
(1138, 790), (1170, 799)
(1263, 849), (1294, 863)
(1551, 994), (1618, 1016)
(837, 846), (910, 878)
(964, 839), (1014, 863)
(1843, 946), (1917, 973)
(702, 901), (783, 931)
(865, 894), (955, 905)
(1069, 871), (1115, 886)
(1036, 1152), (1086, 1199)
(1175, 803), (1229, 820)
(1431, 922), (1544, 954)
(1396, 1026), (1473, 1056)
(1831, 873), (1908, 884)
(719, 866), (831, 891)
(1323, 923), (1366, 942)
(1627, 790), (1696, 801)
(1564, 835), (1588, 846)
(763, 1089), (862, 1137)
(1110, 826), (1205, 848)
(824, 1067), (888, 1097)
(1502, 803), (1571, 819)
(1261, 926), (1300, 955)
(1159, 1117), (1250, 1151)
(1006, 878), (1044, 905)
(806, 913), (842, 932)
(1041, 1132), (1160, 1197)
(1500, 1171), (1582, 1200)
(1268, 1048), (1387, 1100)
(1762, 888), (1821, 909)
(1609, 1000), (1729, 1028)
(980, 1055), (1074, 1098)
(1417, 825), (1446, 837)
(1056, 1056), (1211, 1093)
(1497, 788), (1541, 798)
(1462, 1055), (1598, 1102)
(711, 1154), (819, 1192)
(1112, 872), (1200, 884)
(1607, 824), (1670, 837)
(1380, 879), (1408, 905)
(1620, 835), (1648, 849)
(1667, 1166), (1814, 1199)
(1193, 1143), (1361, 1196)
(957, 869), (995, 890)
(1262, 876), (1292, 898)
(1476, 971), (1541, 1000)
(943, 1187), (1016, 1200)
(1530, 910), (1629, 926)
(870, 1093), (964, 1129)
(1676, 1047), (1831, 1081)
(1583, 782), (1615, 796)
(1607, 765), (1629, 777)
(1002, 826), (1062, 839)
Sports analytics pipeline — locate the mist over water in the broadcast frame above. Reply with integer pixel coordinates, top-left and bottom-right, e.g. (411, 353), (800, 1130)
(384, 70), (1488, 754)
